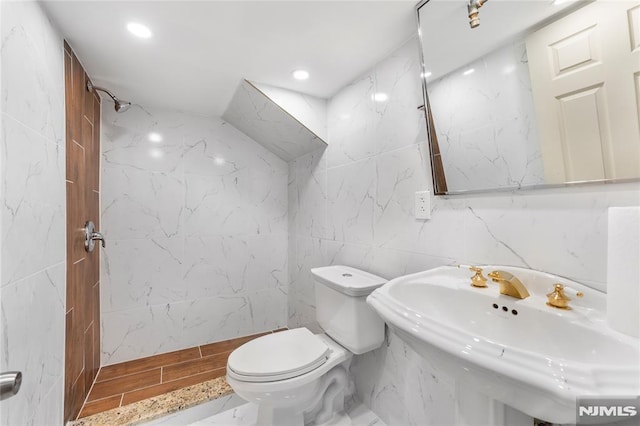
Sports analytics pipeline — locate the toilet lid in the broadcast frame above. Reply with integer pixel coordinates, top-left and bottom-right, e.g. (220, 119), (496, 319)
(227, 328), (330, 382)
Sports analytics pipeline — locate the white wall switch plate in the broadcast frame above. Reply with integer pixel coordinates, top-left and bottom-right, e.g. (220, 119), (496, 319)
(415, 190), (431, 220)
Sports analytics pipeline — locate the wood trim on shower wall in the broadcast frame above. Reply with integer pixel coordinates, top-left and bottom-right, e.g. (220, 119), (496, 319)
(426, 98), (448, 194)
(64, 41), (102, 422)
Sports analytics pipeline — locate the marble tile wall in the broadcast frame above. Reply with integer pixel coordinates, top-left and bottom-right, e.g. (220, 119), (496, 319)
(428, 40), (545, 191)
(0, 1), (66, 425)
(288, 37), (640, 425)
(100, 106), (288, 365)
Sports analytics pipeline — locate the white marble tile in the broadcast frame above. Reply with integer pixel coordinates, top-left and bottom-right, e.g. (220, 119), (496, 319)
(1, 115), (65, 287)
(327, 158), (376, 245)
(102, 167), (184, 240)
(184, 167), (287, 237)
(327, 73), (377, 168)
(222, 80), (326, 161)
(191, 402), (258, 426)
(1, 0), (64, 145)
(102, 286), (288, 365)
(101, 302), (188, 365)
(0, 263), (65, 426)
(191, 399), (386, 426)
(30, 376), (64, 426)
(101, 237), (185, 313)
(288, 236), (329, 330)
(373, 39), (424, 155)
(248, 286), (288, 332)
(428, 40), (544, 191)
(351, 330), (455, 426)
(101, 104), (290, 363)
(182, 116), (287, 178)
(183, 234), (287, 299)
(183, 170), (250, 237)
(144, 394), (246, 426)
(246, 167), (288, 235)
(254, 83), (328, 142)
(374, 144), (430, 253)
(102, 106), (186, 173)
(295, 148), (327, 238)
(181, 288), (286, 349)
(459, 188), (636, 291)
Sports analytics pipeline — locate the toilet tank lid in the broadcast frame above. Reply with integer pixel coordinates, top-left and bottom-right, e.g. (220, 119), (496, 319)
(311, 265), (387, 296)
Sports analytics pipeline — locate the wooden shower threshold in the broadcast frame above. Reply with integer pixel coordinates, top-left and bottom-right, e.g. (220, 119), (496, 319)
(77, 329), (286, 420)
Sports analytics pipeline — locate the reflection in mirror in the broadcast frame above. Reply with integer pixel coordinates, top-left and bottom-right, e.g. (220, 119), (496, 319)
(417, 0), (640, 195)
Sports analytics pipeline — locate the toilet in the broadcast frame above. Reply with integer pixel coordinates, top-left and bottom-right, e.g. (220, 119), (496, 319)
(226, 265), (386, 426)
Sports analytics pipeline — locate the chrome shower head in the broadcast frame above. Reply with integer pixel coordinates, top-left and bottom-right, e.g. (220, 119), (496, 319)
(86, 81), (131, 113)
(114, 100), (131, 113)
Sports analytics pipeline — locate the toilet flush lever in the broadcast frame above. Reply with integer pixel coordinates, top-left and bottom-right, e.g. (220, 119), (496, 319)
(84, 221), (106, 252)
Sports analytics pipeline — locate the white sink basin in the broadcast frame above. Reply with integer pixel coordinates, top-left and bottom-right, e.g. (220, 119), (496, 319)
(367, 265), (640, 424)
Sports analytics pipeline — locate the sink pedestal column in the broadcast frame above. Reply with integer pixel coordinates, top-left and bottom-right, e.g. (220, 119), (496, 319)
(454, 384), (532, 426)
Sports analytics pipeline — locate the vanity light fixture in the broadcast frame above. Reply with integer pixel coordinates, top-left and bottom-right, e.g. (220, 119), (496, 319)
(292, 70), (310, 80)
(373, 92), (389, 102)
(463, 68), (475, 76)
(127, 22), (152, 39)
(148, 132), (163, 143)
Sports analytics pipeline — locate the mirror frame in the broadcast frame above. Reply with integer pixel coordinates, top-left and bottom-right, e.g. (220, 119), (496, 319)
(415, 0), (640, 196)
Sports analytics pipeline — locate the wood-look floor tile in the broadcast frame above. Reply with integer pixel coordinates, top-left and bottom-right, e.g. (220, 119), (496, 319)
(96, 347), (201, 382)
(78, 394), (122, 418)
(162, 353), (229, 383)
(121, 369), (225, 406)
(88, 369), (161, 402)
(200, 332), (270, 357)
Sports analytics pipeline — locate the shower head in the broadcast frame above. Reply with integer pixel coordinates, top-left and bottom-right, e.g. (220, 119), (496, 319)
(86, 81), (131, 113)
(114, 99), (131, 113)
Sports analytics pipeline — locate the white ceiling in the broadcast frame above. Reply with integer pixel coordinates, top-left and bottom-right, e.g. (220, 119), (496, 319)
(43, 0), (418, 116)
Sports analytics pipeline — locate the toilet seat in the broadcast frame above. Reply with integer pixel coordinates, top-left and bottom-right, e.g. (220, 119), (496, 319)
(227, 328), (330, 382)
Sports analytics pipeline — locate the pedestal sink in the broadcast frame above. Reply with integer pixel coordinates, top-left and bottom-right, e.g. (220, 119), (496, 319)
(366, 265), (640, 424)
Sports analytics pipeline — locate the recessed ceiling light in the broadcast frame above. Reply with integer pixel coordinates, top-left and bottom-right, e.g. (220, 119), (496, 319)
(214, 157), (226, 165)
(463, 68), (475, 76)
(292, 70), (310, 80)
(148, 132), (162, 143)
(373, 92), (389, 102)
(127, 22), (152, 39)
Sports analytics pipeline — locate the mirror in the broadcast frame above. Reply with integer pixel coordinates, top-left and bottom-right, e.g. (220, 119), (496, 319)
(417, 0), (640, 194)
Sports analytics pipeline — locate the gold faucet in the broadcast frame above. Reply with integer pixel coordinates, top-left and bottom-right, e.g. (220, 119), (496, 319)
(487, 270), (530, 299)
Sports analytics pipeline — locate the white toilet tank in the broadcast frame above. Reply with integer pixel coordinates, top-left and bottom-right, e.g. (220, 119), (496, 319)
(311, 266), (386, 354)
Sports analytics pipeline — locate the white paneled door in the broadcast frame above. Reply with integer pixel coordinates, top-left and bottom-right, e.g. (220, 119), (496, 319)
(527, 1), (640, 183)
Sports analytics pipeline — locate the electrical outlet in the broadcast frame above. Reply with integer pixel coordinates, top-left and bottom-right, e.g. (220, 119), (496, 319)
(415, 190), (431, 220)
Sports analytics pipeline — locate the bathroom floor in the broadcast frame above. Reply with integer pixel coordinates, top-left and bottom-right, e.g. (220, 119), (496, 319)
(191, 399), (386, 426)
(76, 329), (284, 421)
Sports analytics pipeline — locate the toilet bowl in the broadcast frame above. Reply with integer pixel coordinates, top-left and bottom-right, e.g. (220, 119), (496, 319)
(226, 266), (386, 426)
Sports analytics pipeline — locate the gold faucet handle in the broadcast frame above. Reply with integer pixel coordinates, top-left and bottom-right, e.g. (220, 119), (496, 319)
(546, 283), (582, 309)
(465, 265), (488, 288)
